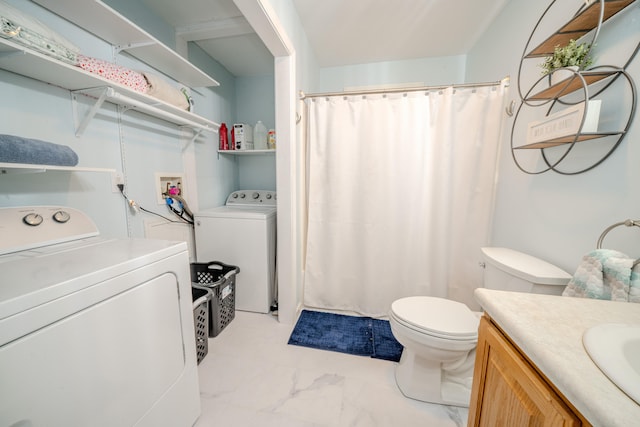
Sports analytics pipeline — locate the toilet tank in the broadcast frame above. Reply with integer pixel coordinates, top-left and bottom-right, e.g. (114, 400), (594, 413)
(481, 247), (572, 295)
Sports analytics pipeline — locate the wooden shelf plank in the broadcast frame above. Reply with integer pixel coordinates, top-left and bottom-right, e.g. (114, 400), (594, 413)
(527, 71), (614, 100)
(525, 0), (636, 58)
(515, 132), (622, 149)
(561, 0), (635, 32)
(527, 32), (591, 58)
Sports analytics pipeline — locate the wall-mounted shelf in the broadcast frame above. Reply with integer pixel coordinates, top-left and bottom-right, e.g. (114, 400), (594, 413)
(525, 0), (635, 58)
(72, 87), (219, 137)
(526, 71), (615, 100)
(32, 0), (219, 88)
(514, 131), (624, 149)
(0, 38), (220, 136)
(0, 162), (116, 174)
(511, 0), (638, 175)
(218, 149), (276, 156)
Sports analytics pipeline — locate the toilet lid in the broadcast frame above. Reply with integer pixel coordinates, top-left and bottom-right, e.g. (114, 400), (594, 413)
(391, 296), (478, 340)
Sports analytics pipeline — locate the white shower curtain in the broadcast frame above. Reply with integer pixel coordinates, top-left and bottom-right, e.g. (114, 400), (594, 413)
(303, 84), (507, 317)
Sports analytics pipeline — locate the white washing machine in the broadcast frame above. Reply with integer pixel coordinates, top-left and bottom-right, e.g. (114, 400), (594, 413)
(0, 206), (200, 427)
(194, 190), (276, 314)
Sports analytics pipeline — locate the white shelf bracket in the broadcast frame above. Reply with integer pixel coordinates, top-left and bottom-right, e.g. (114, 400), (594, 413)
(188, 128), (204, 145)
(115, 41), (156, 54)
(71, 87), (109, 137)
(119, 105), (134, 114)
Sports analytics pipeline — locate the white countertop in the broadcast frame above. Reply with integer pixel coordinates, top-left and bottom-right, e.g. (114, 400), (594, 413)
(474, 288), (640, 427)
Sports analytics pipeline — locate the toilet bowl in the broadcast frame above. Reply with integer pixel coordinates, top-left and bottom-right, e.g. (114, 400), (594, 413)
(389, 296), (479, 406)
(388, 247), (572, 407)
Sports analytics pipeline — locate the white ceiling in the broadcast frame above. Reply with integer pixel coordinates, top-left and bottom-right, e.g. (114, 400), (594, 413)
(143, 0), (510, 77)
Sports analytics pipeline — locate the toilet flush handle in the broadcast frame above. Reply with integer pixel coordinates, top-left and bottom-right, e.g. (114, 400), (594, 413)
(478, 262), (486, 268)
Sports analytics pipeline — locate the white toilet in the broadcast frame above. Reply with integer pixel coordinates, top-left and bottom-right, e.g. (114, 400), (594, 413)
(388, 247), (572, 407)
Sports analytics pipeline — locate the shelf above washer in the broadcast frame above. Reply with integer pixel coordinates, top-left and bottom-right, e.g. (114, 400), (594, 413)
(218, 149), (276, 156)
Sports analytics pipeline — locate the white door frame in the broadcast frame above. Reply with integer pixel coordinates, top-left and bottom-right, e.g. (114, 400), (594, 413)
(234, 0), (298, 324)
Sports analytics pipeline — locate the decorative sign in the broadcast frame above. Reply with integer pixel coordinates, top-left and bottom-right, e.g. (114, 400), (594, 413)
(527, 100), (601, 144)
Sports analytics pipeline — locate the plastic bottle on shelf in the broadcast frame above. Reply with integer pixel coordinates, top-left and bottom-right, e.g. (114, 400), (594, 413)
(253, 120), (268, 150)
(219, 123), (228, 150)
(230, 125), (235, 150)
(268, 129), (276, 150)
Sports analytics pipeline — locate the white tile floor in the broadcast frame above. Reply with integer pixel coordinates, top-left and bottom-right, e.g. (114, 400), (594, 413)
(194, 311), (468, 427)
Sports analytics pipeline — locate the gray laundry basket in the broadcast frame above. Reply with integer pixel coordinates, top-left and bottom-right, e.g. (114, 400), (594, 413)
(190, 261), (240, 337)
(191, 286), (211, 364)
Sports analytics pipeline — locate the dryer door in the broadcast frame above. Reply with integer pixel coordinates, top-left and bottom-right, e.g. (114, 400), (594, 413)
(0, 271), (195, 427)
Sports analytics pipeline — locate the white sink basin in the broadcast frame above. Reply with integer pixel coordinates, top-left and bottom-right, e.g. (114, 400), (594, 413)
(583, 323), (640, 405)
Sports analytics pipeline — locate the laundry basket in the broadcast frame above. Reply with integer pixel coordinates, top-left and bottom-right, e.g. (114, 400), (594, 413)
(190, 261), (240, 337)
(191, 286), (211, 364)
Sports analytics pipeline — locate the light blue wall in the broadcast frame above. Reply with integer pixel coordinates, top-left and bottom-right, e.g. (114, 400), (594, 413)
(189, 42), (239, 209)
(466, 1), (640, 274)
(236, 75), (276, 129)
(317, 55), (467, 92)
(235, 75), (277, 191)
(0, 0), (237, 237)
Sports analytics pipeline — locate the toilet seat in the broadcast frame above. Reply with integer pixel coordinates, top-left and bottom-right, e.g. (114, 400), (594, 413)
(390, 296), (478, 341)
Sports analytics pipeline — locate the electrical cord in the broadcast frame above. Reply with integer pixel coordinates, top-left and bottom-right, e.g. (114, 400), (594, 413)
(117, 184), (194, 225)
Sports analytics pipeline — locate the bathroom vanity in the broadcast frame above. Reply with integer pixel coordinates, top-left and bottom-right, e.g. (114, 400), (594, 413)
(468, 289), (640, 427)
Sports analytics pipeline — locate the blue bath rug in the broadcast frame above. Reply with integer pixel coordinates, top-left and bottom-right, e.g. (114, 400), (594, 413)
(287, 310), (403, 362)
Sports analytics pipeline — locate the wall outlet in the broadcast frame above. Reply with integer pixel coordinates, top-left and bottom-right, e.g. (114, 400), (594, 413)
(155, 172), (185, 205)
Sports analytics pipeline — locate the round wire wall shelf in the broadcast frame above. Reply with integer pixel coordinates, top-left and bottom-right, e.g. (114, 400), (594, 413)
(511, 66), (637, 175)
(513, 0), (638, 175)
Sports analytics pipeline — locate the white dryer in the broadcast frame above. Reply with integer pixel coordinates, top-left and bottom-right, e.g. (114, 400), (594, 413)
(194, 190), (276, 314)
(0, 206), (200, 427)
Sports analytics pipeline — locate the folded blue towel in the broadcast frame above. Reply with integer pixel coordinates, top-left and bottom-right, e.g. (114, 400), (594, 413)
(0, 134), (78, 166)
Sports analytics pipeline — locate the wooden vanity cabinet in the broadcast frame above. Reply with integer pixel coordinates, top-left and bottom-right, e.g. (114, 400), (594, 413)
(467, 316), (588, 427)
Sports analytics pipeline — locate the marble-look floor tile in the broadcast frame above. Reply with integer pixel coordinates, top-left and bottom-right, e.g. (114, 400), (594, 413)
(195, 312), (468, 427)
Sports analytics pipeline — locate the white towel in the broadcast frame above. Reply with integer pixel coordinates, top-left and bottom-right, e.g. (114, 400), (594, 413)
(563, 249), (638, 302)
(142, 72), (189, 110)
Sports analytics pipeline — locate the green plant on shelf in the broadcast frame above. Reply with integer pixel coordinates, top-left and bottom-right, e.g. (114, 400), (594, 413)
(540, 39), (593, 75)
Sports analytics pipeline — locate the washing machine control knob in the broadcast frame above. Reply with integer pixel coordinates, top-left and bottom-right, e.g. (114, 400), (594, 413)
(53, 210), (71, 223)
(232, 193), (239, 199)
(266, 193), (272, 199)
(240, 193), (246, 199)
(23, 213), (43, 226)
(252, 192), (259, 199)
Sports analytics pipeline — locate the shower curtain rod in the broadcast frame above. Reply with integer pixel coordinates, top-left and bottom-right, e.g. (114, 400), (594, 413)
(299, 77), (509, 100)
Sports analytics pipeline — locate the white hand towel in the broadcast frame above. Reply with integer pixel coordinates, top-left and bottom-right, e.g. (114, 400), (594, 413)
(142, 72), (189, 110)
